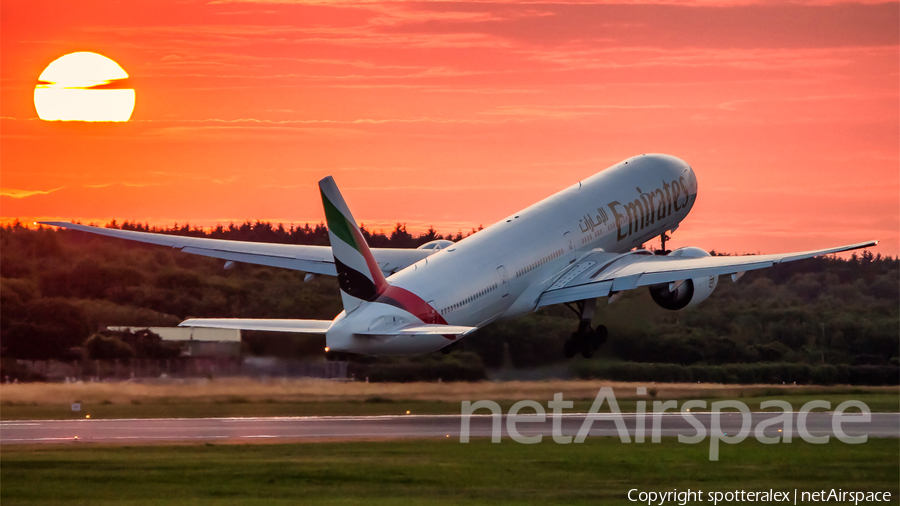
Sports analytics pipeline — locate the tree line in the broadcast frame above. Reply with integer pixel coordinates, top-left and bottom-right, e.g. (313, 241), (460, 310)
(102, 219), (480, 248)
(1, 221), (897, 384)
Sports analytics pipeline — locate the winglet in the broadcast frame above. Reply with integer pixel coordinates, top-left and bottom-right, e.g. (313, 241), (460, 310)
(319, 176), (388, 312)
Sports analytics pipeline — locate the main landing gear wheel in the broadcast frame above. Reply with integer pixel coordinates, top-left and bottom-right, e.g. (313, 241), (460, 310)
(561, 299), (608, 359)
(563, 339), (578, 358)
(580, 338), (594, 359)
(441, 342), (459, 355)
(563, 330), (598, 359)
(591, 325), (608, 350)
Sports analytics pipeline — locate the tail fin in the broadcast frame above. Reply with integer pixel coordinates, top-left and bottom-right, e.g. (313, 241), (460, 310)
(319, 176), (388, 312)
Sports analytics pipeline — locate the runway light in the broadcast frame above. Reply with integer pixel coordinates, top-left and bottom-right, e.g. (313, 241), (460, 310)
(406, 410), (410, 414)
(85, 415), (90, 419)
(73, 436), (78, 440)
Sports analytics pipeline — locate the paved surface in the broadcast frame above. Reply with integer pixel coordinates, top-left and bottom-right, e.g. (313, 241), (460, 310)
(2, 412), (897, 444)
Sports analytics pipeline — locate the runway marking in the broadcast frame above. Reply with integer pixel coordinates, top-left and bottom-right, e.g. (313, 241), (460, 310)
(4, 437), (82, 442)
(2, 413), (894, 445)
(4, 411), (874, 424)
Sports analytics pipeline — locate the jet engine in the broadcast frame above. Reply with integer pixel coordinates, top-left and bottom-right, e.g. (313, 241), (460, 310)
(417, 239), (455, 251)
(648, 247), (719, 310)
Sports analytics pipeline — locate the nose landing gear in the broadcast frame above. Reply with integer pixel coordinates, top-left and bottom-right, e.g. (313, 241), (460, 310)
(562, 298), (608, 359)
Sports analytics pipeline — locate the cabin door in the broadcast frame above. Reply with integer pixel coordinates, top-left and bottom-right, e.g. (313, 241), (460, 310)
(497, 266), (509, 297)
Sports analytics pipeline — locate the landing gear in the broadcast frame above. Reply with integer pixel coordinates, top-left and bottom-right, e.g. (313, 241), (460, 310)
(440, 342), (459, 355)
(563, 338), (578, 359)
(656, 232), (672, 255)
(566, 323), (607, 358)
(562, 299), (608, 359)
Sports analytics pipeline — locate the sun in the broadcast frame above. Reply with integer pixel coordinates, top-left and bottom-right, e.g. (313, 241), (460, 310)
(34, 52), (135, 122)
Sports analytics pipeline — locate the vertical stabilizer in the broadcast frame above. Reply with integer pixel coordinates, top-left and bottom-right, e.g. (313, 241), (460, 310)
(319, 176), (388, 312)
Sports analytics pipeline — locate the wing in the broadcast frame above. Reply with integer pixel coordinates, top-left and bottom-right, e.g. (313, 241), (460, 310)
(180, 318), (333, 333)
(40, 221), (432, 277)
(537, 240), (878, 308)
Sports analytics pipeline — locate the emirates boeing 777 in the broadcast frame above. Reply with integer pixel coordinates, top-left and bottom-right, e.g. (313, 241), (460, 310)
(43, 154), (877, 358)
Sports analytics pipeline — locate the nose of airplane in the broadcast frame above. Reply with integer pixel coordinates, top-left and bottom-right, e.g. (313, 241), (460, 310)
(686, 163), (698, 194)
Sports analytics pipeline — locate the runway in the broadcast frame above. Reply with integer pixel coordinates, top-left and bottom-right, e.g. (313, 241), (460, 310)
(2, 412), (898, 444)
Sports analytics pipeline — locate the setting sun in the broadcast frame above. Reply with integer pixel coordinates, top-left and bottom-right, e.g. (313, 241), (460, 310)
(33, 52), (134, 122)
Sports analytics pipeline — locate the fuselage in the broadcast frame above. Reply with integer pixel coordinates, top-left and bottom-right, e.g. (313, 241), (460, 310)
(327, 153), (697, 354)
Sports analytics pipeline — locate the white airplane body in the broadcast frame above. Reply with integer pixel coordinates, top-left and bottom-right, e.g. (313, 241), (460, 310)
(44, 154), (877, 358)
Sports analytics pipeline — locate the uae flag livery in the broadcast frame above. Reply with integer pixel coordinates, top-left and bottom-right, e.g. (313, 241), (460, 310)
(319, 176), (389, 311)
(318, 176), (448, 328)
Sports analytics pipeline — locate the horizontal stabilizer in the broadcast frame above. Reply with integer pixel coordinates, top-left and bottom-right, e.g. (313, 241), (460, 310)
(179, 318), (333, 333)
(357, 324), (477, 337)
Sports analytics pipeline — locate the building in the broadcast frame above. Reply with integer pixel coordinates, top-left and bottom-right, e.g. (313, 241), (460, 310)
(106, 326), (241, 358)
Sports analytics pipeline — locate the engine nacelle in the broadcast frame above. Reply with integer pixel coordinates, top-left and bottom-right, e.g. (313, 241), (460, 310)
(417, 239), (454, 251)
(648, 247), (719, 310)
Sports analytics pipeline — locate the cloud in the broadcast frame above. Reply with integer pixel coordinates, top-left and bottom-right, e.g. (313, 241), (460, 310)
(134, 115), (522, 139)
(82, 182), (166, 189)
(480, 104), (677, 119)
(0, 187), (64, 199)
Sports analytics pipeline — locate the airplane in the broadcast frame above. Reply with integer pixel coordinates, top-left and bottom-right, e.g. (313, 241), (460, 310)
(43, 154), (877, 358)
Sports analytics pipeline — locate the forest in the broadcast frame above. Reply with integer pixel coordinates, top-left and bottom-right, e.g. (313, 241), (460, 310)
(1, 220), (897, 384)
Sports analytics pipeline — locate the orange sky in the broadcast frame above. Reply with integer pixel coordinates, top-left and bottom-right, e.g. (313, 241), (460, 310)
(2, 0), (898, 256)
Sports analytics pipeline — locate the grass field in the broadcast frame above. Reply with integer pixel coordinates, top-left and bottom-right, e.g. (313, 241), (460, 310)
(2, 379), (897, 420)
(1, 438), (897, 505)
